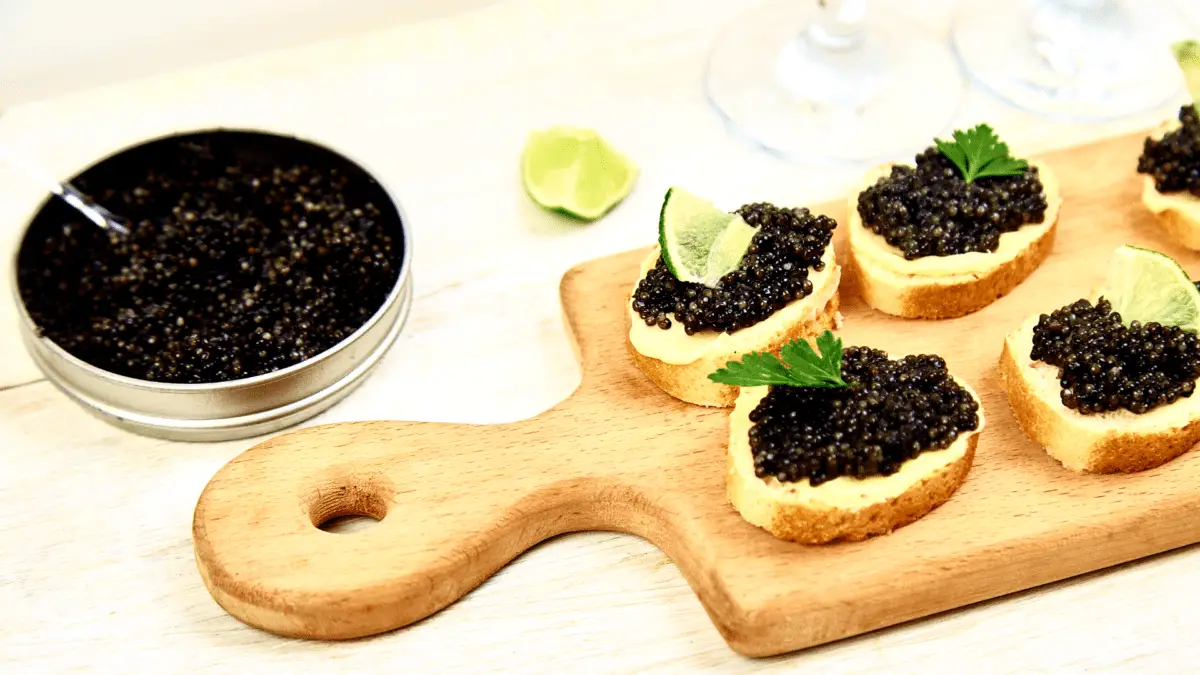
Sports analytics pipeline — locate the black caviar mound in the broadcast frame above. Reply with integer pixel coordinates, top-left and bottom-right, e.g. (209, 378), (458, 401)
(631, 203), (836, 334)
(17, 131), (404, 384)
(748, 348), (979, 487)
(1030, 298), (1200, 415)
(1137, 105), (1200, 196)
(856, 146), (1048, 259)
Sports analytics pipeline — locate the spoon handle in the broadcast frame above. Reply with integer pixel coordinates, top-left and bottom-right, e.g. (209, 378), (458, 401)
(0, 143), (129, 234)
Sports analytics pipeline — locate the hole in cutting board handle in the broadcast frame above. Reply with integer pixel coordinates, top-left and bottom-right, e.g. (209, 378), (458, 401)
(318, 514), (381, 534)
(307, 475), (392, 532)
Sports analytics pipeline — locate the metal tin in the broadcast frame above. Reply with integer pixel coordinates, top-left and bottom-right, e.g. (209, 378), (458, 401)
(11, 129), (413, 442)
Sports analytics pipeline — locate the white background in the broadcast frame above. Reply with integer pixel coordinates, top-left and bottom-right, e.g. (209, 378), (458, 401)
(4, 0), (1200, 108)
(0, 0), (501, 106)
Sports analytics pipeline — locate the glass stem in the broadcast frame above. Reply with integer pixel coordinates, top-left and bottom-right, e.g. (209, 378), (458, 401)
(807, 0), (868, 51)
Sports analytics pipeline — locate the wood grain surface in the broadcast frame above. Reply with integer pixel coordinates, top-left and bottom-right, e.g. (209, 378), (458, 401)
(192, 129), (1200, 657)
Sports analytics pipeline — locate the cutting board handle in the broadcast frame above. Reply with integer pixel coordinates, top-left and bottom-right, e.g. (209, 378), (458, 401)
(193, 256), (731, 644)
(191, 407), (684, 640)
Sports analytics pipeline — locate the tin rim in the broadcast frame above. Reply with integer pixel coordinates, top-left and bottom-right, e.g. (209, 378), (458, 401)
(10, 126), (414, 440)
(22, 280), (412, 441)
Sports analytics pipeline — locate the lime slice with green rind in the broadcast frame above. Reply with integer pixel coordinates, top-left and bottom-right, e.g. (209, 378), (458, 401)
(1171, 39), (1200, 104)
(657, 187), (755, 287)
(1097, 245), (1200, 332)
(521, 126), (637, 221)
(705, 216), (758, 282)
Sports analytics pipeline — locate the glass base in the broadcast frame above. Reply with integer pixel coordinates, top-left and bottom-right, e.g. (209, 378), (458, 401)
(952, 0), (1188, 120)
(704, 0), (965, 165)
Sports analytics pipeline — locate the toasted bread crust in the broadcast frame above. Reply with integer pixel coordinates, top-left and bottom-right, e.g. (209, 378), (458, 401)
(728, 436), (976, 544)
(626, 293), (841, 407)
(1141, 175), (1200, 250)
(999, 333), (1200, 473)
(847, 160), (1060, 320)
(1155, 208), (1200, 250)
(726, 380), (984, 545)
(849, 223), (1057, 319)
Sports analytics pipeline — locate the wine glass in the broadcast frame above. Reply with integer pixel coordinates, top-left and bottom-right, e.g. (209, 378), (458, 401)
(951, 0), (1190, 120)
(704, 0), (966, 164)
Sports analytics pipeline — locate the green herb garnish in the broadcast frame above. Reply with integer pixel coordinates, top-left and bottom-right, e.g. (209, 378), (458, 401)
(935, 124), (1028, 184)
(708, 331), (847, 388)
(1171, 39), (1200, 105)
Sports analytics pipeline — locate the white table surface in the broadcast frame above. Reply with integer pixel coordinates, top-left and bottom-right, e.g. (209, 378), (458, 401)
(3, 0), (1200, 672)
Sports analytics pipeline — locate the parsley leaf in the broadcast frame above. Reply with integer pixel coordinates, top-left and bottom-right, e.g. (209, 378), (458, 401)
(935, 124), (1028, 183)
(707, 330), (847, 389)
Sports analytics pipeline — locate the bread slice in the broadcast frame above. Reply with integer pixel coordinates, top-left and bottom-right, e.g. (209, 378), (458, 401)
(727, 379), (984, 544)
(1000, 311), (1200, 473)
(847, 161), (1062, 319)
(1141, 122), (1200, 250)
(626, 243), (842, 408)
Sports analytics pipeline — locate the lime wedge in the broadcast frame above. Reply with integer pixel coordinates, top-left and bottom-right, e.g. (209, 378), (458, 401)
(1097, 245), (1200, 332)
(657, 187), (756, 287)
(521, 126), (637, 221)
(1171, 40), (1200, 104)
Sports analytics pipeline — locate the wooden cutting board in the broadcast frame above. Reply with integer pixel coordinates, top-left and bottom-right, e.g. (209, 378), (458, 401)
(192, 129), (1200, 657)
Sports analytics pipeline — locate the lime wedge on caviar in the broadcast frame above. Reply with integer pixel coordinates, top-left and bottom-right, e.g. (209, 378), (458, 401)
(1171, 39), (1200, 103)
(521, 126), (638, 221)
(1098, 245), (1200, 332)
(658, 187), (756, 288)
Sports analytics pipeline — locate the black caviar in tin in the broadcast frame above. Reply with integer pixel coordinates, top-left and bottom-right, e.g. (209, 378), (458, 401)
(16, 131), (405, 385)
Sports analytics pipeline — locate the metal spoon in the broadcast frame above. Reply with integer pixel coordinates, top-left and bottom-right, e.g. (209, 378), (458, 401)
(0, 144), (131, 235)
